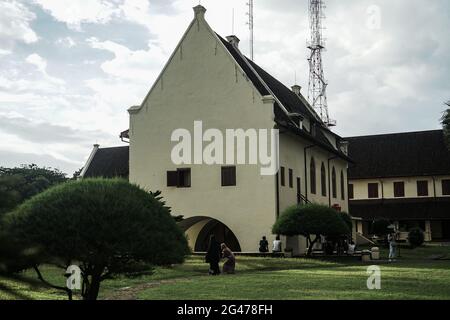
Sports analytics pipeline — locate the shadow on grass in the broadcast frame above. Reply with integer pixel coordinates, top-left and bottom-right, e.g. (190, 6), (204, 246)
(0, 282), (31, 300)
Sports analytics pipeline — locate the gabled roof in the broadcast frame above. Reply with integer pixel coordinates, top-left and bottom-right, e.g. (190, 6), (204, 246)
(347, 130), (450, 179)
(83, 146), (129, 178)
(217, 35), (351, 161)
(217, 34), (322, 125)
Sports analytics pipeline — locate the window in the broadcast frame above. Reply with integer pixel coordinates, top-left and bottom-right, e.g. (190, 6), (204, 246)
(394, 181), (405, 198)
(417, 180), (429, 197)
(221, 166), (236, 186)
(310, 158), (316, 194)
(167, 168), (191, 188)
(280, 167), (285, 186)
(368, 183), (379, 198)
(348, 184), (354, 199)
(340, 170), (345, 200)
(443, 179), (450, 195)
(320, 163), (326, 196)
(288, 169), (293, 188)
(332, 167), (337, 198)
(167, 171), (177, 187)
(296, 177), (302, 204)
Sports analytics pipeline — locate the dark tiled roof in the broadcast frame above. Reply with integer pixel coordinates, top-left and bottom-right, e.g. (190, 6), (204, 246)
(347, 130), (450, 179)
(217, 34), (318, 122)
(83, 146), (129, 178)
(217, 34), (351, 161)
(350, 198), (450, 220)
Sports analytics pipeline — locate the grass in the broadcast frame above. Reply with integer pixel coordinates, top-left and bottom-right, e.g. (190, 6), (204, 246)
(1, 244), (450, 300)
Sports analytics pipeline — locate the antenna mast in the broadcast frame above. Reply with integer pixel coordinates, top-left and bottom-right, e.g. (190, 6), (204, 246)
(247, 0), (254, 60)
(307, 0), (335, 126)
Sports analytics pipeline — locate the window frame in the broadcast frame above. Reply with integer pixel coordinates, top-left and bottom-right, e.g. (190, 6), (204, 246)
(348, 183), (354, 199)
(310, 157), (316, 195)
(167, 168), (191, 188)
(221, 166), (237, 187)
(320, 163), (326, 197)
(331, 167), (337, 199)
(368, 183), (379, 199)
(393, 181), (405, 198)
(417, 180), (429, 197)
(442, 179), (450, 196)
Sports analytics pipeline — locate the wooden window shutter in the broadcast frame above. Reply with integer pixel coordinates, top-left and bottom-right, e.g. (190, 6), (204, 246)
(167, 171), (177, 187)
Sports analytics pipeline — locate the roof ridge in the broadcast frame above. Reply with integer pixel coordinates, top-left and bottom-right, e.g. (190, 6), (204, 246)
(346, 129), (443, 139)
(97, 146), (129, 150)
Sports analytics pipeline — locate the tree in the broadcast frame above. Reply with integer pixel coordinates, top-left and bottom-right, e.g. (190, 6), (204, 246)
(0, 164), (67, 213)
(272, 204), (351, 256)
(72, 167), (83, 180)
(408, 228), (425, 248)
(3, 178), (189, 300)
(442, 101), (450, 150)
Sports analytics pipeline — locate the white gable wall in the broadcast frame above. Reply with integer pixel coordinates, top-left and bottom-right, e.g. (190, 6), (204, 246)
(128, 9), (278, 252)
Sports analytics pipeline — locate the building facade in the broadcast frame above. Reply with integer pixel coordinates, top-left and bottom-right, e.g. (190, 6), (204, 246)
(81, 6), (351, 255)
(347, 130), (450, 241)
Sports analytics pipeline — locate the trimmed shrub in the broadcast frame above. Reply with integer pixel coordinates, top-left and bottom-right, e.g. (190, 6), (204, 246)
(272, 204), (351, 255)
(408, 228), (425, 248)
(4, 178), (189, 300)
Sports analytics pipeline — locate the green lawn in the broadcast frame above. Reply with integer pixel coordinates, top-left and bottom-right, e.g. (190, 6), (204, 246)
(1, 244), (450, 300)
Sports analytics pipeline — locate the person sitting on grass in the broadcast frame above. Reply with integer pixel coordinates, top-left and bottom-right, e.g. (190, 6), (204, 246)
(347, 240), (356, 255)
(221, 243), (236, 274)
(259, 236), (269, 254)
(272, 235), (282, 254)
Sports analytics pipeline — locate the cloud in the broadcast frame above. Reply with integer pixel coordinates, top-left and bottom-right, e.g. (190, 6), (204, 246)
(33, 0), (120, 30)
(1, 0), (450, 174)
(0, 149), (80, 176)
(0, 0), (38, 50)
(56, 36), (76, 48)
(26, 53), (47, 72)
(87, 37), (166, 82)
(25, 53), (65, 87)
(0, 49), (12, 56)
(0, 114), (110, 144)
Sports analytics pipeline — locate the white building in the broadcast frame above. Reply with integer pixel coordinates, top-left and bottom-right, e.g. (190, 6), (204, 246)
(82, 6), (352, 255)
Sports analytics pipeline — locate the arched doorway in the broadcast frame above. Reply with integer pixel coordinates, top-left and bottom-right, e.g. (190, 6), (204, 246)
(178, 216), (241, 252)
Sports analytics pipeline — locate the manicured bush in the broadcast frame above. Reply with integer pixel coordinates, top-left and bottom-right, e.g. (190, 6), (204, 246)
(4, 178), (189, 300)
(408, 228), (425, 248)
(272, 204), (351, 256)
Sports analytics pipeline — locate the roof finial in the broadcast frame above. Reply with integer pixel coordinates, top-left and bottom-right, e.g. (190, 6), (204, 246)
(193, 4), (206, 19)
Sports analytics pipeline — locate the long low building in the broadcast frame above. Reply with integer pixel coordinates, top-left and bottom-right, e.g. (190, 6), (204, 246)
(347, 129), (450, 241)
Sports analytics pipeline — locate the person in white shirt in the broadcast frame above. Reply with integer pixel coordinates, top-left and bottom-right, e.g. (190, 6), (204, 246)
(347, 241), (356, 255)
(272, 235), (282, 253)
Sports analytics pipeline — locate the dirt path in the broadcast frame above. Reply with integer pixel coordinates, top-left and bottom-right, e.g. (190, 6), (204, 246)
(103, 277), (202, 300)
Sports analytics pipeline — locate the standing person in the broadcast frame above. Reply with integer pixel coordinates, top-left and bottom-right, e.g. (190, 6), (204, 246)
(272, 235), (282, 253)
(205, 234), (221, 275)
(259, 236), (269, 254)
(387, 232), (397, 262)
(221, 243), (236, 274)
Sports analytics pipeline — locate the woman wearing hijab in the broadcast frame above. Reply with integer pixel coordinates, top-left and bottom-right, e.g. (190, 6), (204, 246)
(221, 243), (236, 274)
(205, 234), (221, 275)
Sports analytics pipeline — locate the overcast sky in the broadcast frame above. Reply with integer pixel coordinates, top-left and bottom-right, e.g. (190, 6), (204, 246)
(1, 0), (449, 175)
